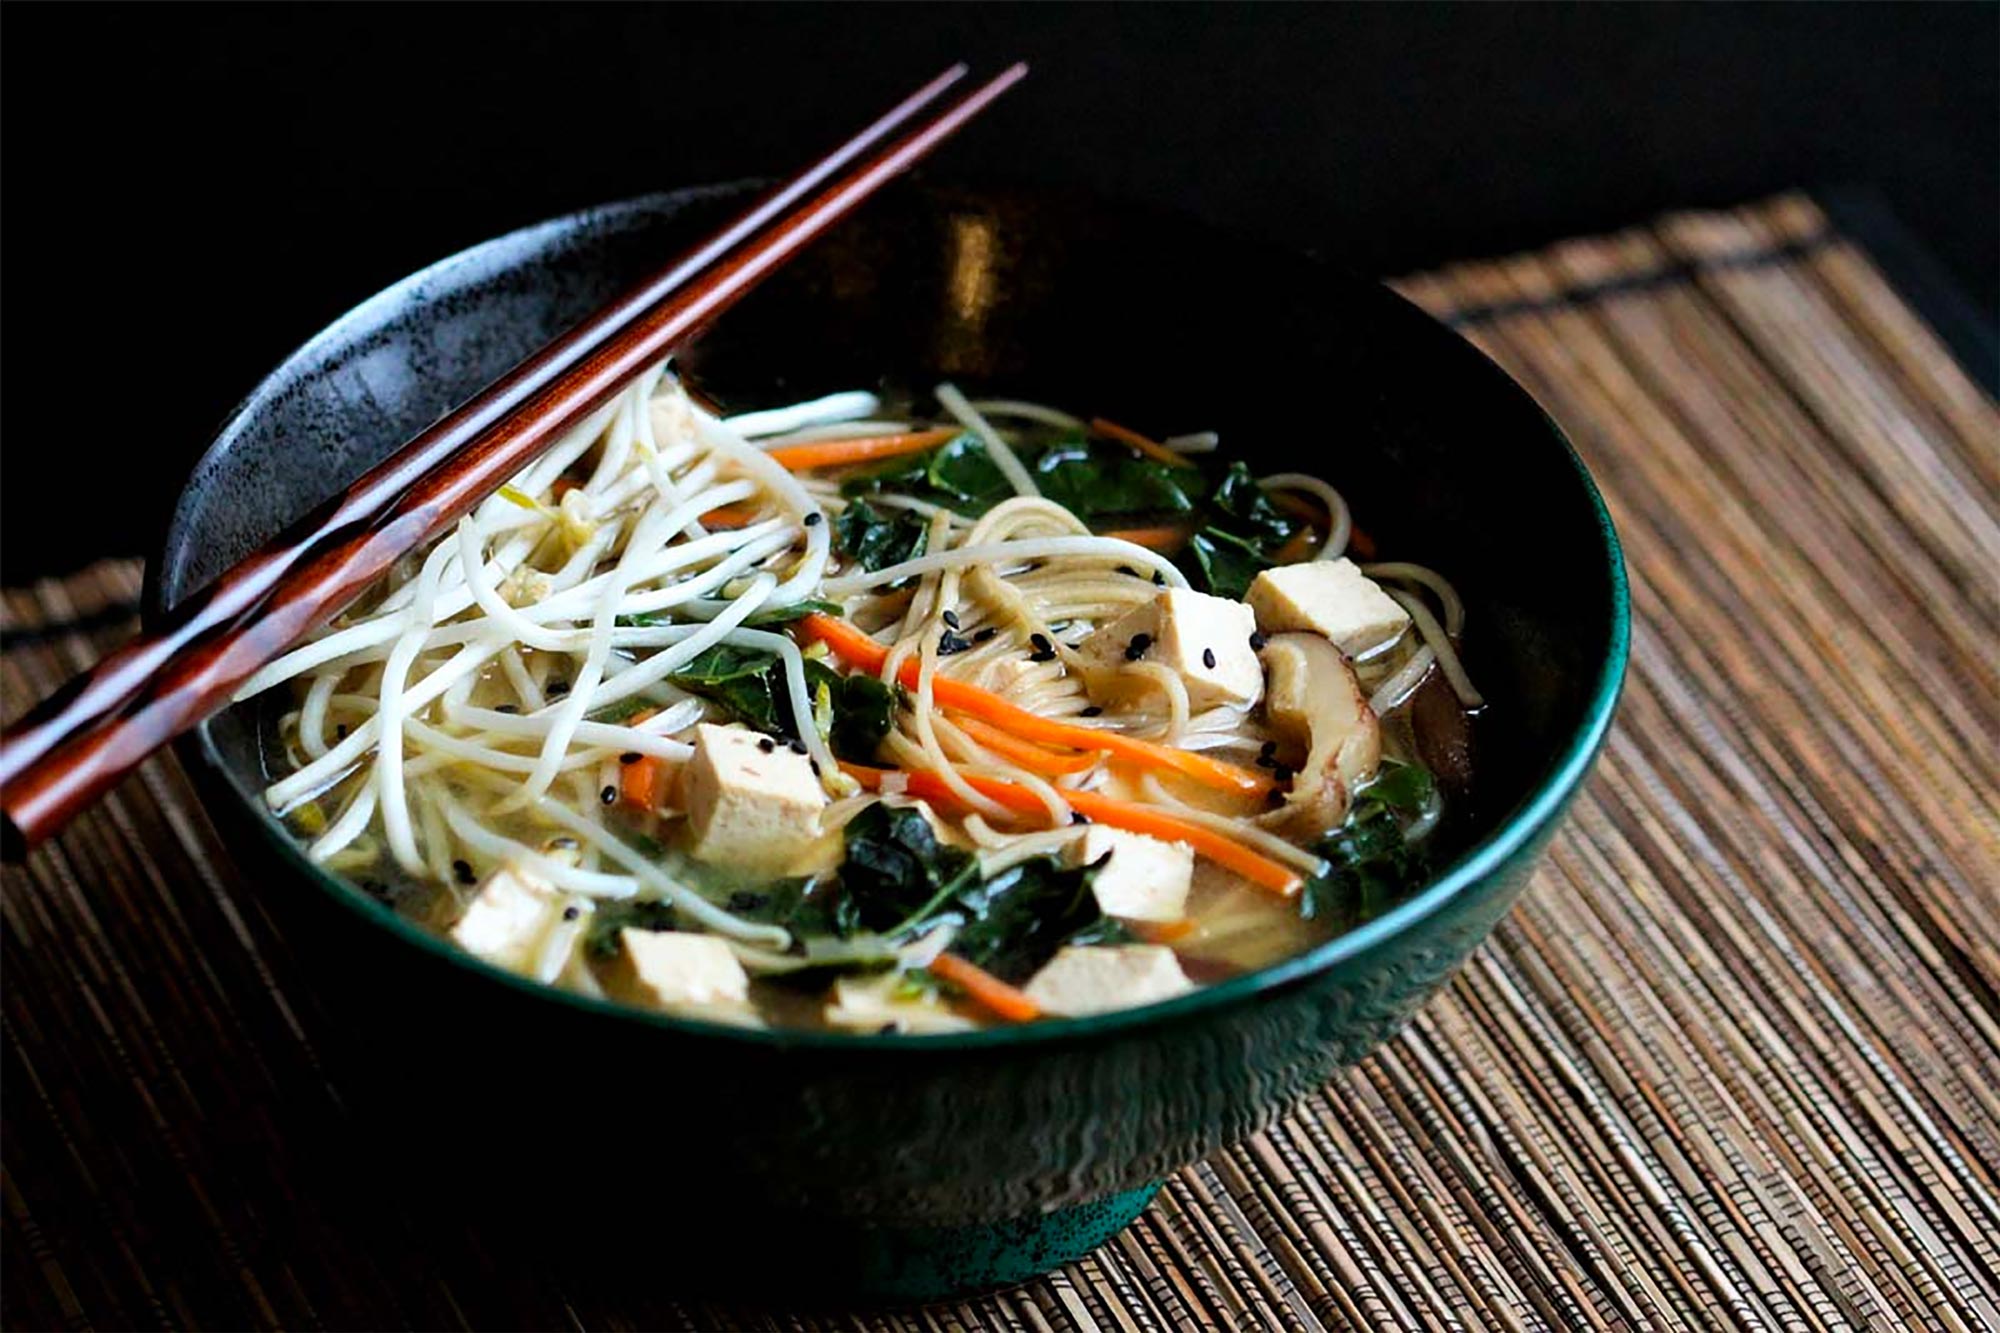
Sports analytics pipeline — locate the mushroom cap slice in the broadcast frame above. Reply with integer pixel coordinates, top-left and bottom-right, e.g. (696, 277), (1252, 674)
(1257, 632), (1382, 839)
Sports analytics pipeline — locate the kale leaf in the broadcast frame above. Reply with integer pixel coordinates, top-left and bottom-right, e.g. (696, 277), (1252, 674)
(1030, 437), (1205, 520)
(834, 499), (929, 572)
(840, 436), (1013, 514)
(1298, 765), (1436, 931)
(948, 856), (1123, 983)
(838, 803), (979, 935)
(666, 645), (899, 761)
(668, 643), (790, 734)
(1172, 460), (1313, 598)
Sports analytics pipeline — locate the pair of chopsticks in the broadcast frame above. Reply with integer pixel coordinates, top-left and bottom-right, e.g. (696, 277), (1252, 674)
(0, 61), (1027, 857)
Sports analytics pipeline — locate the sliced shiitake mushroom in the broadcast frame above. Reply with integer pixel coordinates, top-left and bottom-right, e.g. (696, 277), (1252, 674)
(1256, 632), (1381, 839)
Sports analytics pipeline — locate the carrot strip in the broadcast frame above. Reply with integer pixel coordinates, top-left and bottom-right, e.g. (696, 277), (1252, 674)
(552, 477), (582, 500)
(765, 426), (960, 472)
(928, 953), (1042, 1022)
(1090, 417), (1197, 470)
(699, 502), (761, 530)
(1129, 917), (1198, 944)
(797, 615), (1272, 799)
(950, 714), (1102, 776)
(841, 763), (1302, 897)
(620, 755), (664, 811)
(1095, 523), (1192, 553)
(1269, 526), (1320, 565)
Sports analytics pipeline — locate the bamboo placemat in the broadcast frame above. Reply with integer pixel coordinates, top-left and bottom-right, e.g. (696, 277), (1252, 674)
(4, 193), (1996, 1332)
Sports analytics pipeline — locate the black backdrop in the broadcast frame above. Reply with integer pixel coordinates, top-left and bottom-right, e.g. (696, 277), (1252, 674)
(3, 2), (1995, 580)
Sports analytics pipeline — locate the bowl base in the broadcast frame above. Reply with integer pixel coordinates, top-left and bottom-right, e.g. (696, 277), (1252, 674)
(819, 1183), (1162, 1304)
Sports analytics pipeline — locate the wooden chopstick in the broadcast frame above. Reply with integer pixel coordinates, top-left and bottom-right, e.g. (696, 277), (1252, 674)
(0, 65), (975, 807)
(0, 62), (1028, 856)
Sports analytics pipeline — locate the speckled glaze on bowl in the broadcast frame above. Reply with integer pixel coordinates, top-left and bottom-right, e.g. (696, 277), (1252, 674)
(152, 181), (1627, 1302)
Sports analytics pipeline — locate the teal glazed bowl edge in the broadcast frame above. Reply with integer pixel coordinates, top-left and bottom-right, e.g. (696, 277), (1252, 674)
(152, 181), (1628, 1302)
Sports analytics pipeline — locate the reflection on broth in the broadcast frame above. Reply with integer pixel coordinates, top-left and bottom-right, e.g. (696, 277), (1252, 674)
(253, 369), (1480, 1032)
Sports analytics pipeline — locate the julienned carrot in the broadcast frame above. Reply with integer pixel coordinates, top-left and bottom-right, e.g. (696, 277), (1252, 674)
(764, 426), (960, 472)
(620, 755), (664, 810)
(1095, 523), (1192, 553)
(796, 615), (1272, 799)
(1090, 417), (1197, 470)
(950, 714), (1102, 776)
(1269, 526), (1320, 565)
(841, 762), (1303, 898)
(928, 953), (1042, 1022)
(700, 502), (761, 529)
(617, 709), (664, 810)
(1129, 917), (1198, 944)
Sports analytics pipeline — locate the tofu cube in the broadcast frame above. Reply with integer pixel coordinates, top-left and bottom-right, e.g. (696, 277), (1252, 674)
(615, 929), (751, 1010)
(1069, 827), (1193, 922)
(824, 972), (978, 1034)
(450, 862), (568, 974)
(684, 722), (827, 874)
(1079, 589), (1262, 711)
(1247, 559), (1410, 656)
(1023, 945), (1194, 1017)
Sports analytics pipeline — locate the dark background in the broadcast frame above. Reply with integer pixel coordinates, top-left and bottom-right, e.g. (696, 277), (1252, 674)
(3, 3), (1995, 582)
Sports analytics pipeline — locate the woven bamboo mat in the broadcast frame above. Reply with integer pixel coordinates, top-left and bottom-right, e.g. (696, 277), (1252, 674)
(4, 192), (1996, 1332)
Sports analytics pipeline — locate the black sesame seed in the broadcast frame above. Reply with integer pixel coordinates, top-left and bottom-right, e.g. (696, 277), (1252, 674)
(809, 759), (822, 776)
(1266, 788), (1287, 806)
(1030, 632), (1053, 653)
(600, 785), (617, 805)
(1202, 647), (1217, 669)
(1249, 631), (1268, 651)
(758, 737), (776, 752)
(452, 859), (475, 885)
(941, 609), (960, 629)
(1153, 570), (1167, 586)
(547, 680), (571, 697)
(1123, 632), (1153, 662)
(1259, 740), (1277, 759)
(562, 905), (581, 921)
(619, 751), (641, 765)
(495, 704), (521, 715)
(1271, 765), (1295, 783)
(789, 738), (808, 754)
(1080, 705), (1104, 717)
(973, 626), (999, 643)
(1116, 565), (1139, 578)
(938, 630), (971, 655)
(1255, 754), (1277, 769)
(803, 511), (823, 527)
(1071, 811), (1092, 825)
(1029, 648), (1057, 663)
(335, 724), (348, 739)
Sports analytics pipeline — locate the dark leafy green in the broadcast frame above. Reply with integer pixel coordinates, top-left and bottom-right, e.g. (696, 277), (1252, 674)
(841, 436), (1012, 514)
(947, 857), (1125, 982)
(1169, 460), (1314, 598)
(834, 499), (929, 572)
(838, 803), (979, 935)
(1030, 438), (1205, 520)
(667, 643), (791, 734)
(726, 876), (860, 941)
(801, 660), (899, 762)
(1298, 764), (1437, 931)
(1184, 527), (1274, 601)
(1206, 461), (1296, 543)
(835, 803), (1125, 983)
(666, 643), (898, 761)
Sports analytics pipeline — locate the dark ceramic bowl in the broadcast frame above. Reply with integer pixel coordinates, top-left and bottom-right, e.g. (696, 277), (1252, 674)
(152, 182), (1627, 1302)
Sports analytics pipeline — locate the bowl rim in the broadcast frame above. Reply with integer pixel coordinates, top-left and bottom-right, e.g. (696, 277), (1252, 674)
(162, 183), (1631, 1054)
